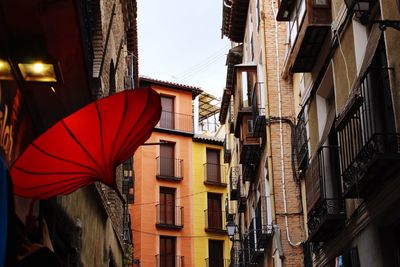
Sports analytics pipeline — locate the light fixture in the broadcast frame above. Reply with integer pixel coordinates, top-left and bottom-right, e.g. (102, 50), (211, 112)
(17, 60), (60, 83)
(0, 58), (13, 80)
(226, 221), (237, 239)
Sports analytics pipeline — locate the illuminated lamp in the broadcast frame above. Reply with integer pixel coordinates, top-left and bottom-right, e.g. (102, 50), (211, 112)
(16, 58), (61, 83)
(0, 58), (13, 80)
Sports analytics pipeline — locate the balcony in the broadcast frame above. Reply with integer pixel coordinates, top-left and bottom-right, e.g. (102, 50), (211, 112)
(305, 146), (345, 242)
(205, 258), (231, 267)
(233, 64), (257, 138)
(277, 0), (332, 72)
(237, 181), (247, 213)
(225, 197), (236, 222)
(156, 110), (193, 134)
(336, 67), (400, 198)
(204, 209), (227, 234)
(251, 83), (266, 138)
(156, 156), (183, 181)
(156, 255), (184, 267)
(224, 139), (232, 163)
(295, 109), (309, 175)
(155, 204), (184, 229)
(230, 166), (240, 200)
(247, 221), (265, 264)
(242, 164), (256, 182)
(204, 163), (227, 187)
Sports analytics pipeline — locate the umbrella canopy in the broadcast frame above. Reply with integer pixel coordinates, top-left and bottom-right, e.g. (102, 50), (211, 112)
(10, 87), (161, 199)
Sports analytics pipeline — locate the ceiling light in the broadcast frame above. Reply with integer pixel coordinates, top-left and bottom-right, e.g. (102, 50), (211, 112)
(0, 59), (13, 80)
(17, 61), (58, 82)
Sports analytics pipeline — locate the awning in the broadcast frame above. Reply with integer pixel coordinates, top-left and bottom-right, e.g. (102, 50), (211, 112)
(10, 87), (161, 199)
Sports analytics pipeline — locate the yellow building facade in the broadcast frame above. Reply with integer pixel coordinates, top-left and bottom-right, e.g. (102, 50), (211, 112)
(192, 135), (231, 266)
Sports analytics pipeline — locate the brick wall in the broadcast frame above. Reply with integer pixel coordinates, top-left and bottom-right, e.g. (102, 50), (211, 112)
(263, 0), (305, 265)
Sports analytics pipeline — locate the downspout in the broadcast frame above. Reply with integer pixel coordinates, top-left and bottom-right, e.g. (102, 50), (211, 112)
(270, 0), (302, 248)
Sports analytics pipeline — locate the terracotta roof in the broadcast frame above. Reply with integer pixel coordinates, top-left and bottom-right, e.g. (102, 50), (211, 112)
(193, 134), (224, 145)
(139, 76), (203, 99)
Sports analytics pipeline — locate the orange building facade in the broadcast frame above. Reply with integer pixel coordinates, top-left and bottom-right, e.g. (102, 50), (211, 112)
(130, 77), (202, 266)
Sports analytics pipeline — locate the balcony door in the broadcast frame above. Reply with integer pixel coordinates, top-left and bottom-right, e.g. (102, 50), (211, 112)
(160, 142), (175, 177)
(160, 187), (175, 225)
(160, 236), (176, 267)
(209, 240), (223, 267)
(206, 149), (220, 183)
(161, 95), (174, 129)
(207, 193), (222, 229)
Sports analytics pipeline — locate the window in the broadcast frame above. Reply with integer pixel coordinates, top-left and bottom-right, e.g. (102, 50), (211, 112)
(109, 59), (116, 95)
(160, 142), (175, 177)
(208, 240), (224, 267)
(207, 193), (222, 229)
(160, 96), (174, 129)
(288, 0), (306, 48)
(160, 236), (176, 267)
(159, 187), (175, 225)
(206, 149), (221, 183)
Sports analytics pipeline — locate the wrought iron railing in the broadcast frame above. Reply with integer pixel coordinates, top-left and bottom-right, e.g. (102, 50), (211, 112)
(337, 66), (400, 197)
(204, 163), (227, 186)
(306, 145), (345, 241)
(156, 204), (183, 228)
(204, 209), (227, 233)
(156, 156), (183, 181)
(205, 258), (231, 267)
(229, 166), (240, 200)
(155, 255), (184, 267)
(251, 83), (266, 137)
(224, 139), (232, 163)
(156, 110), (193, 133)
(295, 109), (309, 172)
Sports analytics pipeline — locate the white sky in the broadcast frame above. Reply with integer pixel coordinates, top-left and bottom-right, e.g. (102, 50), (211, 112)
(137, 0), (230, 98)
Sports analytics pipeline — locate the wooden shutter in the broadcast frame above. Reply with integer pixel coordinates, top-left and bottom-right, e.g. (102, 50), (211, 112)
(160, 236), (176, 267)
(160, 188), (175, 225)
(161, 96), (174, 129)
(207, 193), (222, 229)
(206, 149), (221, 182)
(209, 240), (223, 267)
(160, 142), (175, 177)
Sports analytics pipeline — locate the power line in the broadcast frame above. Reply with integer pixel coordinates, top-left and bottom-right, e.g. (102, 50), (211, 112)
(131, 190), (210, 206)
(131, 228), (227, 239)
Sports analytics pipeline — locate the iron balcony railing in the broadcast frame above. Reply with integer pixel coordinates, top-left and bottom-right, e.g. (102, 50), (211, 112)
(156, 156), (183, 181)
(229, 166), (240, 200)
(237, 179), (247, 213)
(246, 219), (270, 265)
(156, 204), (183, 229)
(224, 139), (232, 163)
(204, 163), (227, 186)
(251, 83), (266, 138)
(305, 145), (345, 242)
(242, 164), (255, 182)
(155, 255), (184, 267)
(295, 109), (309, 173)
(336, 66), (400, 197)
(204, 209), (227, 234)
(205, 258), (231, 267)
(156, 110), (193, 133)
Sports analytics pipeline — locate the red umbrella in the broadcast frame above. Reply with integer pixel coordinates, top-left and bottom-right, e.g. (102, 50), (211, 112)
(10, 87), (161, 199)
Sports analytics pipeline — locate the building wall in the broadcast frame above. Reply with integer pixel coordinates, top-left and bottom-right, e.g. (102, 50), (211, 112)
(131, 84), (194, 266)
(192, 141), (230, 266)
(59, 187), (123, 267)
(263, 0), (305, 266)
